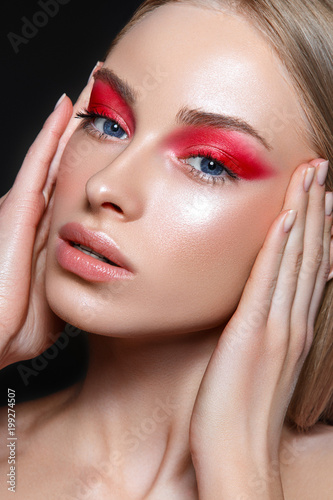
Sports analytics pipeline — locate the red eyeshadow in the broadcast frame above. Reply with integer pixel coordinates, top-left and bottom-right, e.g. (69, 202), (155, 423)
(88, 79), (134, 134)
(163, 127), (275, 181)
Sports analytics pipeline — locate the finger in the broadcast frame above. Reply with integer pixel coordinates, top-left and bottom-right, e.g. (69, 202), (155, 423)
(306, 191), (333, 343)
(3, 95), (72, 216)
(235, 165), (307, 324)
(42, 61), (104, 203)
(235, 208), (297, 326)
(267, 164), (311, 331)
(32, 182), (58, 274)
(0, 189), (12, 208)
(289, 162), (327, 346)
(0, 95), (72, 295)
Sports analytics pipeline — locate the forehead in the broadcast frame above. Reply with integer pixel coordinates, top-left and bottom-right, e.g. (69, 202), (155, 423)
(105, 3), (313, 165)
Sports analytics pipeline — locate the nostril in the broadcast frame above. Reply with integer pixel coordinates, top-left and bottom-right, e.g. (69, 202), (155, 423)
(102, 202), (123, 213)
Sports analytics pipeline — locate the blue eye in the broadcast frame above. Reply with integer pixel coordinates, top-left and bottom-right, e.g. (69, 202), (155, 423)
(185, 156), (227, 177)
(94, 117), (128, 140)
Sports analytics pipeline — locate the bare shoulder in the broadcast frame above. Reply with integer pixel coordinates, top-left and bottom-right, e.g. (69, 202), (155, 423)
(280, 423), (333, 499)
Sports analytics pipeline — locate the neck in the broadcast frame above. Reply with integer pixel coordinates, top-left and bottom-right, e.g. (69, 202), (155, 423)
(68, 326), (224, 498)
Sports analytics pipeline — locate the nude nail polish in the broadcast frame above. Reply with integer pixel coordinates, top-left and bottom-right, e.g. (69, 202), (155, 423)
(304, 166), (316, 192)
(325, 192), (333, 216)
(317, 160), (329, 186)
(54, 93), (66, 110)
(284, 210), (297, 233)
(87, 61), (101, 84)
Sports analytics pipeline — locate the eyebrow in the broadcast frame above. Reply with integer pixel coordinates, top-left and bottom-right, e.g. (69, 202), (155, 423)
(94, 68), (138, 106)
(94, 68), (272, 151)
(175, 107), (272, 151)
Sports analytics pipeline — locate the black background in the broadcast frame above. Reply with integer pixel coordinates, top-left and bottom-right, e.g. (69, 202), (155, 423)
(1, 0), (143, 196)
(0, 0), (144, 403)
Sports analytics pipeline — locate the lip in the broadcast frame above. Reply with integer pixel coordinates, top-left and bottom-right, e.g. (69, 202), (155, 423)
(56, 222), (135, 282)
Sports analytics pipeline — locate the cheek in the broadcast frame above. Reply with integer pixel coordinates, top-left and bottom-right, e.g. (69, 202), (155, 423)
(143, 182), (284, 323)
(52, 132), (113, 215)
(56, 133), (98, 190)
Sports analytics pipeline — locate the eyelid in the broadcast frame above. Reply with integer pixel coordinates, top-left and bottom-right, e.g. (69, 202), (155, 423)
(179, 145), (239, 169)
(88, 79), (135, 134)
(182, 151), (239, 180)
(174, 144), (241, 179)
(162, 126), (276, 181)
(75, 109), (129, 142)
(166, 150), (239, 187)
(87, 104), (132, 137)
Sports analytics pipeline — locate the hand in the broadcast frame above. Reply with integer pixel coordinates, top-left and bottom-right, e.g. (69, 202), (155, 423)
(0, 62), (103, 370)
(189, 159), (332, 499)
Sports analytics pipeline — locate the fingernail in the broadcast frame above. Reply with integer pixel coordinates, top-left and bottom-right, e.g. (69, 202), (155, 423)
(325, 192), (333, 216)
(304, 166), (316, 192)
(317, 160), (329, 186)
(54, 93), (66, 110)
(284, 210), (297, 233)
(42, 190), (48, 209)
(87, 61), (101, 84)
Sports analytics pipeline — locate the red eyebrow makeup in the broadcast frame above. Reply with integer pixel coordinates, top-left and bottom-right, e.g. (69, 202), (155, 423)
(88, 79), (135, 134)
(163, 127), (276, 181)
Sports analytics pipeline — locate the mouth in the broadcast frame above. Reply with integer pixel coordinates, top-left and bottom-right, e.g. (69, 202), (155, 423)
(69, 242), (121, 267)
(56, 222), (135, 283)
(58, 221), (134, 273)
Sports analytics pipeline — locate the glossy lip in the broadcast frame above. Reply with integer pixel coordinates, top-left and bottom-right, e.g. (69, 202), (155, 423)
(57, 222), (135, 274)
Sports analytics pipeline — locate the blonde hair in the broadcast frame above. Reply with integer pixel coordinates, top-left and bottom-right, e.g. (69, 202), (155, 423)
(107, 0), (333, 432)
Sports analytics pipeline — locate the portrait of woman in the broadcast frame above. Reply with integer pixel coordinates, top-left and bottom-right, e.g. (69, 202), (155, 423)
(0, 0), (332, 498)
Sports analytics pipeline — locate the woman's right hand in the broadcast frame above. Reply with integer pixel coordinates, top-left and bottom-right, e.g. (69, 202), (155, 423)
(0, 95), (72, 370)
(0, 61), (103, 370)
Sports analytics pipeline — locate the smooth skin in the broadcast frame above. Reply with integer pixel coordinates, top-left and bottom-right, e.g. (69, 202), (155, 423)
(0, 4), (333, 499)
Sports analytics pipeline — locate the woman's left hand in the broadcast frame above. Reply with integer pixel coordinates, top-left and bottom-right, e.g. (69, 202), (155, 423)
(189, 159), (332, 499)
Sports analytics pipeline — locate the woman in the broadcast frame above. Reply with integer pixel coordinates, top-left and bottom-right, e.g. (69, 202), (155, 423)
(0, 0), (332, 498)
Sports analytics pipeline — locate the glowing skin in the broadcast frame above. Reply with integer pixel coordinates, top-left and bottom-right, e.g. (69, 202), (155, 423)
(36, 3), (324, 498)
(46, 5), (313, 337)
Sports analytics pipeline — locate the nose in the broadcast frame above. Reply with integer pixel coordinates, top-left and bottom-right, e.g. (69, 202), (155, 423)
(85, 140), (151, 221)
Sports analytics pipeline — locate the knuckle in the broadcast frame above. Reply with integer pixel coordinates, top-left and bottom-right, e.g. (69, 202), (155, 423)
(48, 125), (62, 142)
(321, 261), (331, 282)
(287, 250), (304, 274)
(15, 193), (45, 222)
(247, 271), (278, 293)
(301, 244), (324, 275)
(314, 244), (324, 264)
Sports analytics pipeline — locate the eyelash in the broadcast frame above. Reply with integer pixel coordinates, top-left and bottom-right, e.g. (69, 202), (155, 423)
(76, 109), (128, 141)
(179, 149), (239, 186)
(75, 110), (240, 187)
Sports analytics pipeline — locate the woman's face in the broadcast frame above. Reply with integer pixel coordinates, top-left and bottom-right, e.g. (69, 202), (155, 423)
(45, 3), (315, 337)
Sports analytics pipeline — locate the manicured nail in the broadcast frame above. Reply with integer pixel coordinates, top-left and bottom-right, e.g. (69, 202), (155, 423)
(325, 192), (333, 216)
(317, 160), (329, 186)
(87, 61), (101, 83)
(304, 166), (316, 192)
(54, 93), (66, 110)
(284, 210), (297, 233)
